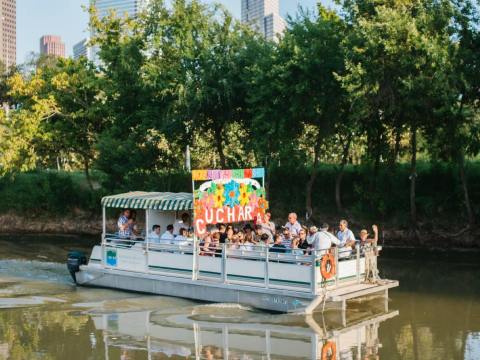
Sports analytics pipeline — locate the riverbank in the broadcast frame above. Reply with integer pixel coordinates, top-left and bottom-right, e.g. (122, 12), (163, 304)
(1, 213), (478, 249)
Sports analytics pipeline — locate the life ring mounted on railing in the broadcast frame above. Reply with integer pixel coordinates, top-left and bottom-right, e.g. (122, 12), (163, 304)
(320, 253), (336, 280)
(321, 340), (337, 360)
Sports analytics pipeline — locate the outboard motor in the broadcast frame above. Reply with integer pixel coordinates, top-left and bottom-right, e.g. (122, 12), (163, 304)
(67, 251), (87, 283)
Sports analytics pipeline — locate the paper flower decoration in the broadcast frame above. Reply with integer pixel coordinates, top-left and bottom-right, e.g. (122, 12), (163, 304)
(257, 197), (269, 215)
(224, 180), (240, 208)
(239, 183), (251, 207)
(203, 194), (215, 210)
(214, 189), (225, 208)
(249, 192), (259, 209)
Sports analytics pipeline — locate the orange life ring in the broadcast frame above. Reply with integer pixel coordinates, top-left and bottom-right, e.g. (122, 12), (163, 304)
(321, 341), (337, 360)
(320, 253), (336, 280)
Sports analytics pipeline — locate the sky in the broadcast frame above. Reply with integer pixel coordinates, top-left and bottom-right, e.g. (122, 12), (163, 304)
(17, 0), (325, 64)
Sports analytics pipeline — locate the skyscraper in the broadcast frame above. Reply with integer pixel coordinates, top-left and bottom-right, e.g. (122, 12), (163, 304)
(90, 0), (148, 63)
(0, 0), (16, 68)
(73, 38), (92, 61)
(241, 0), (286, 41)
(40, 35), (66, 58)
(92, 0), (148, 19)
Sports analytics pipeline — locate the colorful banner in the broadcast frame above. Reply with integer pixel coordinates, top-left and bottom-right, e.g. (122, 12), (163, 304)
(192, 168), (268, 236)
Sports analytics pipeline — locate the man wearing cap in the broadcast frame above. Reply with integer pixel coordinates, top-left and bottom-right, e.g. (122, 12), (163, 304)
(308, 224), (339, 253)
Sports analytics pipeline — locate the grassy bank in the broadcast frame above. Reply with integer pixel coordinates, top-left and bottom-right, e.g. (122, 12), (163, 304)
(0, 163), (479, 247)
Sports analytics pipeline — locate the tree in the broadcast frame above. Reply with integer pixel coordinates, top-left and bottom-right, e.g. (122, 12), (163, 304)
(276, 6), (349, 219)
(340, 0), (453, 230)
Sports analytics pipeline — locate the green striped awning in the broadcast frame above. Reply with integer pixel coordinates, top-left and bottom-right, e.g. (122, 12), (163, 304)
(101, 192), (193, 211)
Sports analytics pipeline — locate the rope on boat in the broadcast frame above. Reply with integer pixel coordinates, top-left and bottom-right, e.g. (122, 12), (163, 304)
(364, 246), (387, 285)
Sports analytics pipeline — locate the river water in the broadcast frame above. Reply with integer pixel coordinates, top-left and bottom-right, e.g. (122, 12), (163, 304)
(0, 235), (478, 359)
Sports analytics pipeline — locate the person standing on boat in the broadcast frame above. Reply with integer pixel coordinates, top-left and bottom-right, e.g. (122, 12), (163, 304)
(258, 212), (275, 237)
(117, 209), (132, 237)
(337, 219), (357, 258)
(285, 213), (302, 236)
(309, 224), (339, 253)
(174, 213), (191, 235)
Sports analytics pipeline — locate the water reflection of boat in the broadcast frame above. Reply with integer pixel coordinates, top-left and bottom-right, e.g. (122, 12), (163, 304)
(92, 305), (399, 359)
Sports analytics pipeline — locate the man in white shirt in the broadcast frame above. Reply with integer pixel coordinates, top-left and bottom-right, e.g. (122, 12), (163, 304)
(336, 219), (357, 258)
(174, 213), (191, 235)
(160, 224), (175, 244)
(149, 225), (161, 244)
(284, 213), (302, 236)
(308, 224), (339, 252)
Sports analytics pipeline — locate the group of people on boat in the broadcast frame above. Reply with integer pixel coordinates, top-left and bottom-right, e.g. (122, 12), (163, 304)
(197, 212), (378, 258)
(116, 209), (378, 259)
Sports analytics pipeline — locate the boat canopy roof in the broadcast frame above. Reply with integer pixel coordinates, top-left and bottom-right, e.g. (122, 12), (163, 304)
(101, 191), (193, 211)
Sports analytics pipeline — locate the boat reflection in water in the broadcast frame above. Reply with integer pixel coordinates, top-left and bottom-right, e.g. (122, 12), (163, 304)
(93, 302), (399, 359)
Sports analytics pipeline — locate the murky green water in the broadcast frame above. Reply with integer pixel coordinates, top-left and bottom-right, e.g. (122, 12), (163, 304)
(0, 235), (478, 359)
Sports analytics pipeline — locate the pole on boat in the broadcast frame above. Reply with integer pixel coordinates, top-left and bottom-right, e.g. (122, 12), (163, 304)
(264, 246), (269, 288)
(311, 250), (318, 295)
(356, 244), (361, 284)
(221, 243), (228, 283)
(102, 206), (106, 267)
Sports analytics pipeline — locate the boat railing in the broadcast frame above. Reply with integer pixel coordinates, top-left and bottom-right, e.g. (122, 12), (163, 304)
(101, 233), (377, 295)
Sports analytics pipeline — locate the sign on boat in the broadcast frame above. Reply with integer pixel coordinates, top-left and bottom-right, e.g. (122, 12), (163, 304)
(67, 168), (399, 313)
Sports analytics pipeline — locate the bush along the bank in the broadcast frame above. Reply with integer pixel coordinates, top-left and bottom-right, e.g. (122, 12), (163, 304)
(0, 171), (103, 216)
(0, 162), (476, 226)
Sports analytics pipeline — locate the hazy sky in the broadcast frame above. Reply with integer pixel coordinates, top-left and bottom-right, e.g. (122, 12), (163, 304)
(17, 0), (325, 63)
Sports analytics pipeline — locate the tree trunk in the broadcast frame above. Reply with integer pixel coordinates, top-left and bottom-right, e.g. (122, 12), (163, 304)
(335, 134), (352, 213)
(306, 133), (322, 220)
(458, 152), (474, 227)
(84, 159), (94, 191)
(393, 126), (401, 163)
(409, 127), (417, 230)
(213, 127), (226, 168)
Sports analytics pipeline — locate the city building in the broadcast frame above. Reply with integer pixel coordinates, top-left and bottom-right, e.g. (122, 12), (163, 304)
(40, 35), (66, 58)
(90, 0), (148, 63)
(92, 0), (148, 19)
(73, 38), (92, 61)
(241, 0), (286, 41)
(0, 0), (16, 68)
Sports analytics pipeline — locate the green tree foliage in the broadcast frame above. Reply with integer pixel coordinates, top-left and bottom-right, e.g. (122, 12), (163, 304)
(1, 0), (480, 235)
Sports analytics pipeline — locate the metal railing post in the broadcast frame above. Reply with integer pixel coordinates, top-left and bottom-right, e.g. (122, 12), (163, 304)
(222, 244), (227, 283)
(264, 246), (269, 288)
(101, 206), (106, 268)
(311, 251), (318, 295)
(192, 237), (199, 281)
(356, 244), (361, 284)
(334, 247), (339, 288)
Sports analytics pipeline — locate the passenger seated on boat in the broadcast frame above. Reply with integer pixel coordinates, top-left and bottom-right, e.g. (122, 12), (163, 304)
(297, 228), (310, 252)
(217, 223), (227, 243)
(243, 224), (256, 245)
(130, 210), (141, 237)
(255, 224), (272, 243)
(173, 228), (191, 246)
(210, 232), (222, 257)
(149, 225), (161, 243)
(160, 224), (175, 244)
(239, 231), (254, 251)
(117, 209), (132, 237)
(290, 237), (304, 256)
(270, 234), (287, 253)
(285, 212), (302, 236)
(225, 227), (235, 243)
(281, 227), (293, 248)
(173, 213), (191, 235)
(200, 233), (214, 256)
(309, 223), (339, 253)
(337, 219), (357, 258)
